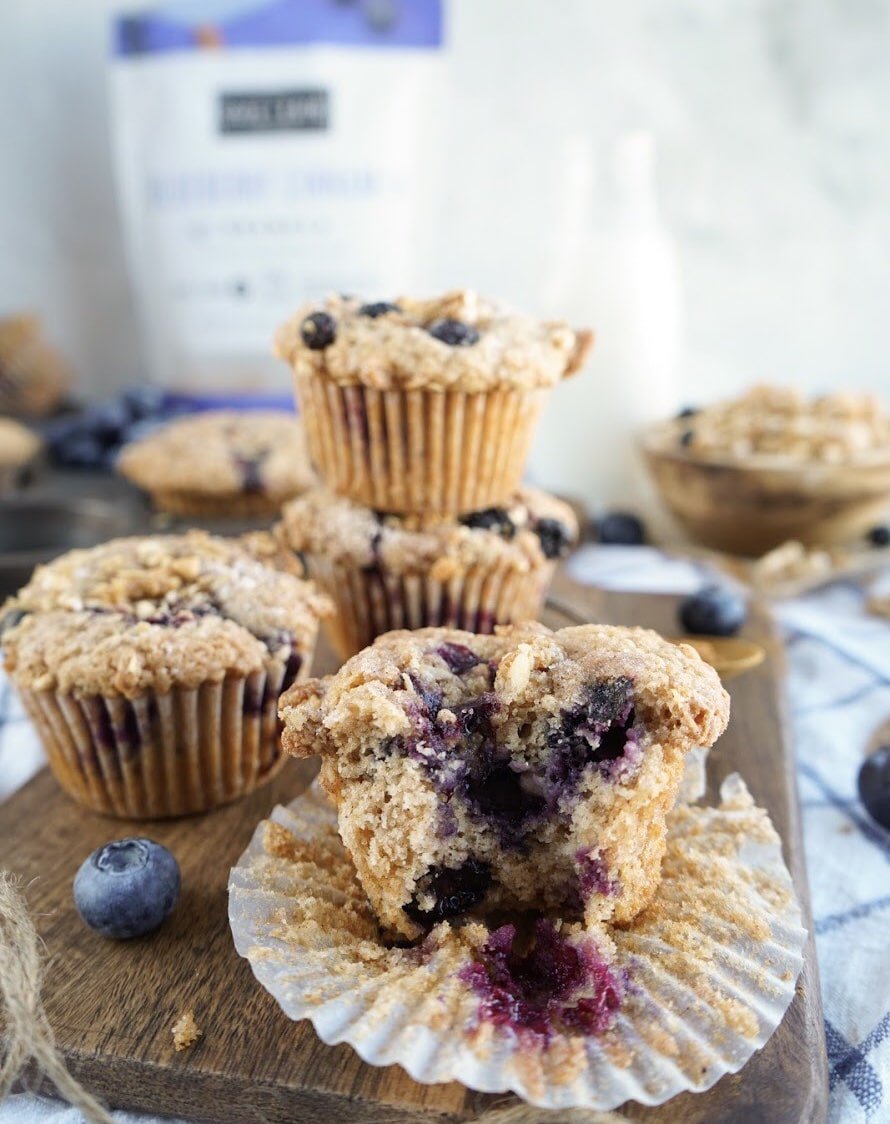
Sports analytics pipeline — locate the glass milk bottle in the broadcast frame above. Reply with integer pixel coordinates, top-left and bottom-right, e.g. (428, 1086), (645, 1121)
(529, 131), (683, 520)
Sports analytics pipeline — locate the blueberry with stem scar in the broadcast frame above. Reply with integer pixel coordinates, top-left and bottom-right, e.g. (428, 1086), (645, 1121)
(73, 838), (180, 939)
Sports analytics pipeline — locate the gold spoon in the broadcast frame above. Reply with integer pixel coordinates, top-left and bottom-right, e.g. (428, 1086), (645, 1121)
(671, 635), (766, 681)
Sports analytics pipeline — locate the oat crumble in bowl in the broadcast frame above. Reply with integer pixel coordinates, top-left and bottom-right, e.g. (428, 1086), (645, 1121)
(275, 486), (578, 657)
(274, 290), (593, 514)
(0, 532), (332, 817)
(117, 410), (316, 518)
(643, 385), (890, 554)
(279, 622), (729, 941)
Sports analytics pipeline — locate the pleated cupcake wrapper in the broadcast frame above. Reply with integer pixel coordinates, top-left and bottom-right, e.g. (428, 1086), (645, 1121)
(306, 552), (553, 659)
(228, 774), (806, 1111)
(295, 374), (549, 514)
(19, 662), (300, 819)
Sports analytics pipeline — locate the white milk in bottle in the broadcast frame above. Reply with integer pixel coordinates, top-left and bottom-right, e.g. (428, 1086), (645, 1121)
(529, 130), (683, 520)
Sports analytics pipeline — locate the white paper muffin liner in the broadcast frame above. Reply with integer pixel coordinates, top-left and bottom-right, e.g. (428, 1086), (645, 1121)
(228, 774), (805, 1111)
(17, 655), (311, 818)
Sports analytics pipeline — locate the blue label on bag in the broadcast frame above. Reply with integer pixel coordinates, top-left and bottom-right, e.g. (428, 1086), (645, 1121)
(114, 0), (444, 56)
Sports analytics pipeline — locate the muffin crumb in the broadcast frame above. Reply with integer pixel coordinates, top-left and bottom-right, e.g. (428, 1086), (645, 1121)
(172, 1009), (201, 1052)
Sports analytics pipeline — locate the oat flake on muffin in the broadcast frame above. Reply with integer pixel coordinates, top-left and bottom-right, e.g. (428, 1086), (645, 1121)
(280, 622), (729, 940)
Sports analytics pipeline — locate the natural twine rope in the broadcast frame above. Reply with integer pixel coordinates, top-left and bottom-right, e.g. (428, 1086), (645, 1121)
(1, 873), (625, 1124)
(0, 872), (114, 1124)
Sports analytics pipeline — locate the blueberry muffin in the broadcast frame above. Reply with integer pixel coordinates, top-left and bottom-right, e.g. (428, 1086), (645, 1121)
(1, 532), (331, 818)
(0, 313), (70, 417)
(280, 623), (729, 940)
(0, 417), (41, 491)
(117, 410), (316, 518)
(276, 486), (578, 658)
(275, 291), (593, 514)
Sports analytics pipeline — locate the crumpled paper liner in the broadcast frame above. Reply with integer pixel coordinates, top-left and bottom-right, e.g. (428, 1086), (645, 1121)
(228, 775), (805, 1111)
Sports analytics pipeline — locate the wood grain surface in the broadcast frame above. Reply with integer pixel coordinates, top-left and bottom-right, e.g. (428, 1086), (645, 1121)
(2, 575), (828, 1122)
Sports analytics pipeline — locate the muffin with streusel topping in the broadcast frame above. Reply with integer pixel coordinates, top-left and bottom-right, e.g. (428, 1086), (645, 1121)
(117, 410), (316, 518)
(0, 313), (70, 417)
(1, 533), (331, 818)
(275, 291), (593, 514)
(276, 486), (578, 658)
(280, 623), (729, 940)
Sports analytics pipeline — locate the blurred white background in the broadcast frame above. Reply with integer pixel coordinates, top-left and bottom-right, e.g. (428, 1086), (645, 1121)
(1, 0), (889, 402)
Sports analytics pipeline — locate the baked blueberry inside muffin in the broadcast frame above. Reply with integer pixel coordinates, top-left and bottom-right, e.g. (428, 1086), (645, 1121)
(280, 623), (729, 939)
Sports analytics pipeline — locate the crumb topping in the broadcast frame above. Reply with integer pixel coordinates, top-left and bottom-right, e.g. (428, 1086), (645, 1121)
(275, 290), (593, 393)
(276, 487), (578, 575)
(117, 410), (316, 500)
(1, 532), (331, 696)
(172, 1009), (201, 1051)
(656, 384), (890, 464)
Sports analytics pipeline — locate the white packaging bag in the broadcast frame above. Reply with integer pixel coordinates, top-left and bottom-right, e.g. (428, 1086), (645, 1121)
(110, 0), (445, 402)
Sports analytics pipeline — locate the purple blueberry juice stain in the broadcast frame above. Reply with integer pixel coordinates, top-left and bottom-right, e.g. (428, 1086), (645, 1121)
(575, 851), (619, 900)
(459, 918), (625, 1046)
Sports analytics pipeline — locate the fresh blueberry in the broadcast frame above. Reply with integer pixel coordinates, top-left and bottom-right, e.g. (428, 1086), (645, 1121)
(87, 400), (132, 444)
(679, 584), (747, 637)
(679, 429), (695, 448)
(300, 311), (337, 350)
(867, 525), (890, 547)
(595, 512), (646, 546)
(359, 301), (400, 318)
(122, 385), (165, 420)
(858, 747), (890, 830)
(459, 507), (514, 538)
(676, 406), (699, 419)
(535, 518), (572, 560)
(73, 838), (180, 940)
(427, 318), (480, 347)
(120, 416), (165, 444)
(53, 433), (107, 469)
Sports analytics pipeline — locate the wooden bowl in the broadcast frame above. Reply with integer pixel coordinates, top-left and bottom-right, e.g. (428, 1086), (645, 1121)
(641, 421), (890, 556)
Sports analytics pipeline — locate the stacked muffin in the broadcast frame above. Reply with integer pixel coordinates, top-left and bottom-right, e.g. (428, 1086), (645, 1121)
(274, 290), (592, 657)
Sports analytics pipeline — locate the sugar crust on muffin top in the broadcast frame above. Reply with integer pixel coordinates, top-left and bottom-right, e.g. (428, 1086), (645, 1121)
(275, 290), (593, 393)
(1, 532), (331, 696)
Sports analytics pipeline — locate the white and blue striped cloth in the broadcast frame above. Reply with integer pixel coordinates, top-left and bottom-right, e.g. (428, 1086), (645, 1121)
(2, 543), (889, 1123)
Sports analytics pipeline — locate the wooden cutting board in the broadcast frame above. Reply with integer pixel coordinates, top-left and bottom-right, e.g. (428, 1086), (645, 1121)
(2, 575), (828, 1122)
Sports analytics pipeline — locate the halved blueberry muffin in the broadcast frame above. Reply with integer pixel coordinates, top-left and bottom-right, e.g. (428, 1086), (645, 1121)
(280, 623), (729, 940)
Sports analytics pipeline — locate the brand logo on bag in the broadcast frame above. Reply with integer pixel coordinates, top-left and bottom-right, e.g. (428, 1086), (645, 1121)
(220, 89), (329, 134)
